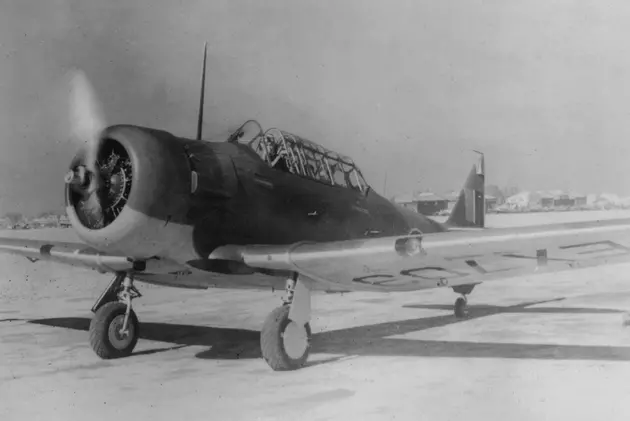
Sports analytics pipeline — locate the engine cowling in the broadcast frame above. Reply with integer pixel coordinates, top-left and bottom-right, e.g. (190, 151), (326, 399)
(65, 125), (196, 261)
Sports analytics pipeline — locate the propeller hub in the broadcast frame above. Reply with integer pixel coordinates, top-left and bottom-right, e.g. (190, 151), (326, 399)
(64, 166), (90, 188)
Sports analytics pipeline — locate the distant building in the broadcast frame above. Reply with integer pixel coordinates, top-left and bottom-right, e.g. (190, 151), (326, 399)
(443, 191), (460, 211)
(540, 197), (554, 207)
(416, 193), (449, 215)
(503, 190), (594, 211)
(553, 194), (574, 207)
(571, 194), (587, 207)
(393, 192), (449, 216)
(59, 215), (71, 228)
(393, 193), (420, 211)
(485, 195), (498, 211)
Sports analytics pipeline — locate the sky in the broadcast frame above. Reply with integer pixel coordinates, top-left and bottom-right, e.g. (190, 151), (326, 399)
(2, 0), (630, 215)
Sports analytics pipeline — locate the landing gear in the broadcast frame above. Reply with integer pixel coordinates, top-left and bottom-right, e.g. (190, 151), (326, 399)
(452, 284), (475, 319)
(454, 296), (468, 319)
(260, 274), (312, 371)
(89, 272), (142, 359)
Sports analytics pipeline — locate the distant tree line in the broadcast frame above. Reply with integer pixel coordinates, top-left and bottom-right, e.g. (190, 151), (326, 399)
(486, 185), (520, 204)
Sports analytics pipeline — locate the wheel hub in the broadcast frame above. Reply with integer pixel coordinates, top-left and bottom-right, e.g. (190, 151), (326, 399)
(282, 321), (309, 359)
(108, 314), (135, 350)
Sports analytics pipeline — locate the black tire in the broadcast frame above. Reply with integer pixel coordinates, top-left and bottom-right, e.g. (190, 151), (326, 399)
(89, 301), (140, 359)
(454, 297), (468, 319)
(260, 305), (311, 371)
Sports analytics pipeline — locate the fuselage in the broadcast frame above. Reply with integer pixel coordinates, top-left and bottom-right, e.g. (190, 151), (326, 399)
(189, 139), (446, 254)
(65, 124), (447, 273)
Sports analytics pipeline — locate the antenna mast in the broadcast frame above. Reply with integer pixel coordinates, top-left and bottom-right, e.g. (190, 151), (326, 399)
(196, 42), (208, 140)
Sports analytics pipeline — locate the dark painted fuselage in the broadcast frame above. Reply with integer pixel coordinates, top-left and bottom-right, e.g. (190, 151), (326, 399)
(184, 137), (446, 258)
(66, 125), (447, 265)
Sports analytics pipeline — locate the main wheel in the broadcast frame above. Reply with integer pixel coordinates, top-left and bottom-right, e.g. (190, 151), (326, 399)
(454, 297), (468, 319)
(260, 305), (311, 371)
(89, 301), (140, 359)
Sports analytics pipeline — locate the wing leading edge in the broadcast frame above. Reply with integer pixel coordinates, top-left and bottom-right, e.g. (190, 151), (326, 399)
(0, 237), (185, 276)
(0, 237), (135, 273)
(212, 218), (630, 292)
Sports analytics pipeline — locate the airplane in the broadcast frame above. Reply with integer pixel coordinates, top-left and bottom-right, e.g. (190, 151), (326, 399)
(3, 43), (630, 372)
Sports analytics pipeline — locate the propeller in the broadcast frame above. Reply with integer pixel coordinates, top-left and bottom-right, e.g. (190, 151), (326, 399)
(64, 69), (106, 192)
(64, 69), (108, 227)
(69, 69), (106, 172)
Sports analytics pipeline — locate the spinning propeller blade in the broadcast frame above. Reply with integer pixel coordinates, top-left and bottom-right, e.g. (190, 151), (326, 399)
(68, 69), (107, 175)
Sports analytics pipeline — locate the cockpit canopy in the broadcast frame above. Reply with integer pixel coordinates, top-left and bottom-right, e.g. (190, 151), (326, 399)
(229, 120), (369, 193)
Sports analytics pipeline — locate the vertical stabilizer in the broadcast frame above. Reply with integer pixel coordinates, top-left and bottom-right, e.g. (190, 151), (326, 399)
(446, 151), (485, 228)
(196, 42), (208, 140)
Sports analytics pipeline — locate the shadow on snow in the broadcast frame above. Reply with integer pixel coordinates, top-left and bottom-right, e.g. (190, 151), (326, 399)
(28, 298), (630, 364)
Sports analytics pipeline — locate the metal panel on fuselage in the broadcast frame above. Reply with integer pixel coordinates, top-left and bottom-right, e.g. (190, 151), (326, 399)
(181, 140), (242, 258)
(231, 145), (373, 244)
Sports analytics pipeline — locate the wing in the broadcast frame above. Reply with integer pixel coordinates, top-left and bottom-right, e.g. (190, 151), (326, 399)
(211, 218), (630, 292)
(0, 237), (184, 276)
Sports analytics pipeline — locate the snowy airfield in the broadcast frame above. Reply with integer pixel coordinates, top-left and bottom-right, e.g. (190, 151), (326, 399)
(3, 210), (630, 420)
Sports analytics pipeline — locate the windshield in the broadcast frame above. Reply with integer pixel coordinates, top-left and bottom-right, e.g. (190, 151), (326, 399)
(228, 120), (264, 145)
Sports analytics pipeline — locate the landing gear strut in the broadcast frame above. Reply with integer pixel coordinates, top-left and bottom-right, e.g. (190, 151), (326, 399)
(260, 273), (312, 371)
(89, 272), (142, 359)
(452, 284), (475, 319)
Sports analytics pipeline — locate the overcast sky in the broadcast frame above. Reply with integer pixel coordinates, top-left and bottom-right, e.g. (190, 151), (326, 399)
(2, 0), (630, 215)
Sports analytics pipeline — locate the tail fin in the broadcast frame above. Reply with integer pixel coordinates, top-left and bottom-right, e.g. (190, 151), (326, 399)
(446, 151), (485, 228)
